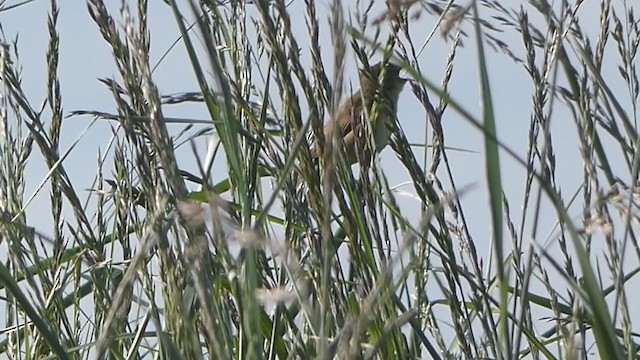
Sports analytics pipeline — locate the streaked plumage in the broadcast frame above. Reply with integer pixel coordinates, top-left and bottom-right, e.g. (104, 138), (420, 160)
(316, 62), (406, 165)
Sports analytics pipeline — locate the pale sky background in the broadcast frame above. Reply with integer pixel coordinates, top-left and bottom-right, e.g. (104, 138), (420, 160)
(1, 0), (637, 356)
(2, 0), (577, 244)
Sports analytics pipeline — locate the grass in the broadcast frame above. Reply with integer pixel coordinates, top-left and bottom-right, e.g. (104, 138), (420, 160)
(0, 0), (639, 358)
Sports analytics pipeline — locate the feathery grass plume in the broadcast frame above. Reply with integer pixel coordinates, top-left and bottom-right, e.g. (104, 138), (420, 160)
(1, 0), (640, 359)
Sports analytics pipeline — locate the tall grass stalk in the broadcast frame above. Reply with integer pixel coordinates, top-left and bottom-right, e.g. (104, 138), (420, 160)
(0, 0), (638, 358)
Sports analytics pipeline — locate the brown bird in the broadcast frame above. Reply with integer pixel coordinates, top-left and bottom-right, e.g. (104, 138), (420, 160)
(315, 61), (407, 165)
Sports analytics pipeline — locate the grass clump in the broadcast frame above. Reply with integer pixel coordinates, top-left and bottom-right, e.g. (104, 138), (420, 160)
(0, 0), (639, 359)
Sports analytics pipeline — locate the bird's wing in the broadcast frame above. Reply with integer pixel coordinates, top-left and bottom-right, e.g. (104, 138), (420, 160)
(311, 93), (364, 161)
(324, 94), (363, 140)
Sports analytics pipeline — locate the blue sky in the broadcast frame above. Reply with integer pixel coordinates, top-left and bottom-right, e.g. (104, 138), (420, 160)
(0, 0), (616, 270)
(1, 0), (620, 266)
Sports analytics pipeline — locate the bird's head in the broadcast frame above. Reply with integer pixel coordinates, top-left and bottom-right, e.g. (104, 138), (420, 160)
(359, 61), (407, 99)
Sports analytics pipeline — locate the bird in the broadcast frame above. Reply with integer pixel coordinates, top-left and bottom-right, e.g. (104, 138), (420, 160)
(314, 61), (407, 165)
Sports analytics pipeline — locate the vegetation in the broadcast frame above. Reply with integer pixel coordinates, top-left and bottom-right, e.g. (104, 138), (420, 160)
(0, 0), (638, 358)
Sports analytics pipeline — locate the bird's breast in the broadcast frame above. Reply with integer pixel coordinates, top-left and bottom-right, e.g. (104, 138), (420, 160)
(372, 96), (400, 151)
